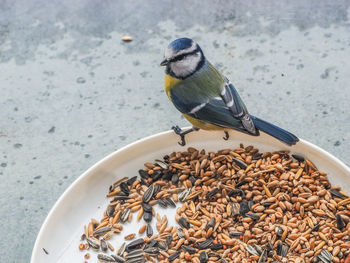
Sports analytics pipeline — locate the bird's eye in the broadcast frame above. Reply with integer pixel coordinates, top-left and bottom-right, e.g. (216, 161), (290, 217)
(177, 54), (185, 61)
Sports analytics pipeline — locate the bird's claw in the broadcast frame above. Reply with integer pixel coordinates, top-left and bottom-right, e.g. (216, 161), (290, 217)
(172, 125), (182, 135)
(178, 136), (186, 146)
(223, 131), (229, 140)
(172, 126), (187, 146)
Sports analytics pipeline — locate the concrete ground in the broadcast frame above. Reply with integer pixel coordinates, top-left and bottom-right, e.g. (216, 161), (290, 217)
(0, 0), (350, 261)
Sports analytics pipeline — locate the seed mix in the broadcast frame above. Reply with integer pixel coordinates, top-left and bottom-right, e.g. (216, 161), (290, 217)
(79, 144), (350, 263)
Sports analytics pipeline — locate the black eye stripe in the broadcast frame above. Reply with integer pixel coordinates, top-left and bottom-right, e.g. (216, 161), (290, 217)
(170, 48), (200, 63)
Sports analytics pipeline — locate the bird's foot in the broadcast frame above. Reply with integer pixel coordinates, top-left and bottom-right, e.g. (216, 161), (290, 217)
(223, 131), (229, 140)
(171, 126), (199, 146)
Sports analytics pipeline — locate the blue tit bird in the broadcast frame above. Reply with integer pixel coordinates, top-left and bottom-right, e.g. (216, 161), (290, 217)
(160, 37), (299, 146)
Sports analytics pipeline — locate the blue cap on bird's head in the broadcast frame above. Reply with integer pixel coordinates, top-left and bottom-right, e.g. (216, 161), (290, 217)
(168, 37), (194, 52)
(161, 37), (205, 79)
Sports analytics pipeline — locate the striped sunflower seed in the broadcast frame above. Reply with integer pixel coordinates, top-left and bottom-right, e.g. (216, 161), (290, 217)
(142, 185), (154, 203)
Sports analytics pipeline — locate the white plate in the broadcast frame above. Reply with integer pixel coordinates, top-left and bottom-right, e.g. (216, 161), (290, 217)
(31, 129), (350, 263)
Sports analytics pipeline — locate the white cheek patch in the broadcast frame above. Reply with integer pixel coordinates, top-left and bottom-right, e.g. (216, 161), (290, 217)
(170, 53), (202, 78)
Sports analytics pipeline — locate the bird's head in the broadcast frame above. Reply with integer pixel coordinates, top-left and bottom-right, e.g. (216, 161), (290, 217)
(160, 38), (205, 79)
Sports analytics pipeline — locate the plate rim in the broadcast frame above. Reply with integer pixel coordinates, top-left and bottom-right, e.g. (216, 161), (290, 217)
(30, 128), (350, 262)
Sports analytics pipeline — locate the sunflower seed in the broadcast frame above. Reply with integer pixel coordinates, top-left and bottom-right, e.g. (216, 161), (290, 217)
(152, 185), (161, 197)
(258, 248), (267, 263)
(232, 158), (247, 169)
(280, 244), (289, 257)
(236, 179), (249, 188)
(125, 249), (143, 259)
(240, 200), (250, 216)
(127, 176), (138, 186)
(144, 240), (158, 249)
(117, 242), (126, 255)
(178, 217), (190, 229)
(246, 213), (260, 220)
(330, 189), (345, 199)
(146, 224), (153, 237)
(93, 226), (112, 236)
(143, 212), (152, 222)
(248, 200), (254, 210)
(155, 159), (168, 169)
(139, 178), (149, 186)
(171, 174), (179, 184)
(141, 203), (152, 213)
(165, 235), (173, 245)
(87, 238), (100, 250)
(228, 189), (244, 197)
(198, 239), (213, 249)
(254, 244), (264, 255)
(138, 169), (148, 179)
(158, 241), (168, 250)
(275, 227), (283, 236)
(107, 206), (115, 217)
(121, 209), (130, 222)
(142, 185), (154, 203)
(157, 199), (167, 208)
(168, 251), (180, 261)
(164, 197), (176, 207)
(318, 254), (331, 263)
(97, 253), (116, 262)
(262, 202), (274, 207)
(182, 245), (196, 254)
(207, 217), (216, 230)
(206, 188), (219, 199)
(311, 223), (320, 232)
(292, 154), (305, 162)
(200, 251), (209, 263)
(246, 245), (259, 256)
(125, 238), (144, 252)
(210, 243), (223, 250)
(336, 214), (345, 230)
(177, 228), (185, 238)
(120, 182), (130, 195)
(114, 195), (130, 201)
(126, 258), (144, 263)
(321, 249), (333, 261)
(162, 171), (172, 180)
(276, 242), (282, 256)
(188, 175), (196, 185)
(229, 231), (244, 237)
(111, 254), (125, 263)
(150, 170), (162, 181)
(178, 188), (190, 202)
(100, 239), (108, 252)
(143, 246), (159, 255)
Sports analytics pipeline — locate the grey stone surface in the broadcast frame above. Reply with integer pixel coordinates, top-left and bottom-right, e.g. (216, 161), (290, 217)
(1, 0), (350, 261)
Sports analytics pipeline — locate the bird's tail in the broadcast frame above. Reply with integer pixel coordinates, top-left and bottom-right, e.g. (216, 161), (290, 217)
(251, 115), (299, 146)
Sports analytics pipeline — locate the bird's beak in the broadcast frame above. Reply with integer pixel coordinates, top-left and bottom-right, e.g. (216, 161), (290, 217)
(160, 59), (169, 66)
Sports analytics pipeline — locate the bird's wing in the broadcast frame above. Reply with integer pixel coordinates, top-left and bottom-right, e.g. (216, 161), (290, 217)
(169, 76), (258, 135)
(220, 79), (257, 134)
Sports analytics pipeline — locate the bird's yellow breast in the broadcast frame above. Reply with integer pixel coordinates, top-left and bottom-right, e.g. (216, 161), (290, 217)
(164, 74), (181, 99)
(182, 114), (226, 130)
